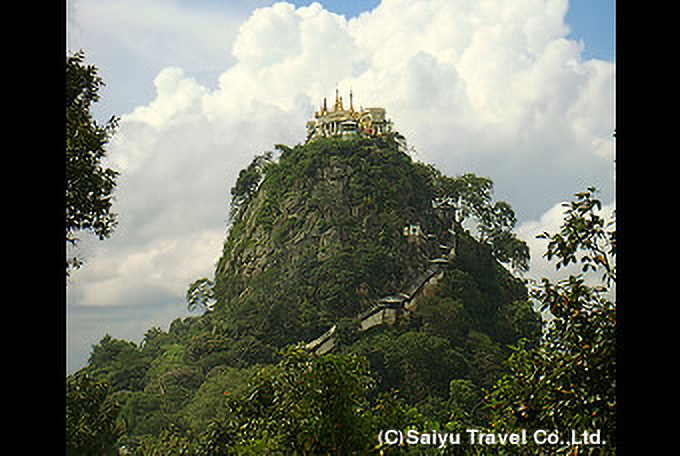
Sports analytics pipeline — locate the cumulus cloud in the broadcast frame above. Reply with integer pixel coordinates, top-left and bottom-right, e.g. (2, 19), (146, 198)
(343, 0), (615, 217)
(66, 0), (615, 373)
(67, 0), (269, 118)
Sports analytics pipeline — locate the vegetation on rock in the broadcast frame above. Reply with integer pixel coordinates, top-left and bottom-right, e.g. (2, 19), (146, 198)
(66, 134), (616, 454)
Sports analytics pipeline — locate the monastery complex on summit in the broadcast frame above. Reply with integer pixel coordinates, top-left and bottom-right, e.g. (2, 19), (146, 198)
(306, 90), (395, 143)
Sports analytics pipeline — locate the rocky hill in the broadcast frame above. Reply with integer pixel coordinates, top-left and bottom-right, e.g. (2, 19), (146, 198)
(193, 134), (540, 387)
(76, 133), (542, 442)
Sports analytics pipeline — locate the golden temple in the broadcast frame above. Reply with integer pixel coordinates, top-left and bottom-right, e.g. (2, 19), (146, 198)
(306, 89), (394, 142)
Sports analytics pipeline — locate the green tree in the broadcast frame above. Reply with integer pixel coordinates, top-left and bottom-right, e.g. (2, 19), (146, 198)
(485, 188), (616, 454)
(186, 278), (215, 313)
(229, 151), (274, 220)
(66, 373), (125, 455)
(199, 346), (420, 454)
(431, 172), (529, 272)
(86, 334), (150, 392)
(539, 187), (616, 286)
(66, 50), (119, 275)
(131, 429), (197, 455)
(431, 172), (494, 227)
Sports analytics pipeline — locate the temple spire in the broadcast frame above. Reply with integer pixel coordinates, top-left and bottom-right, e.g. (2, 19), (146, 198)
(334, 88), (345, 111)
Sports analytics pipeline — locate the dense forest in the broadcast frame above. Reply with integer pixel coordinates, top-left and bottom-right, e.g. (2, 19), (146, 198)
(66, 133), (617, 454)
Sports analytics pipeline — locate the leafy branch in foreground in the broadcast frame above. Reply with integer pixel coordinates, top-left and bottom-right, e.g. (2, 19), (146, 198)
(66, 50), (119, 276)
(538, 186), (616, 286)
(485, 188), (616, 454)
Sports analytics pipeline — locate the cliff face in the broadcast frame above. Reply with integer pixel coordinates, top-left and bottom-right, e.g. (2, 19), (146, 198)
(206, 136), (539, 375)
(211, 137), (440, 347)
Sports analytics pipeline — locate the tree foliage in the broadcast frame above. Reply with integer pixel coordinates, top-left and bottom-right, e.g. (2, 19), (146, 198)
(186, 278), (215, 313)
(485, 188), (617, 454)
(65, 50), (119, 275)
(539, 187), (616, 285)
(66, 373), (125, 455)
(430, 170), (529, 272)
(229, 151), (273, 221)
(198, 346), (420, 454)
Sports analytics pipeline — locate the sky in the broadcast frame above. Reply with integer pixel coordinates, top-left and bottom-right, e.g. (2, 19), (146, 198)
(65, 0), (616, 374)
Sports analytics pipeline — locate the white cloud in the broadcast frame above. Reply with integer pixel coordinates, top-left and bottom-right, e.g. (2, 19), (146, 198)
(123, 68), (208, 130)
(339, 0), (614, 219)
(66, 0), (615, 372)
(68, 0), (251, 67)
(66, 0), (267, 119)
